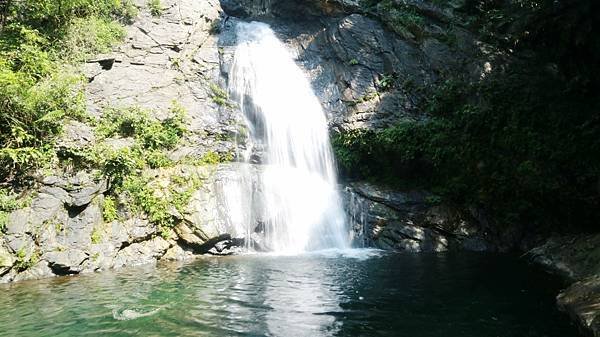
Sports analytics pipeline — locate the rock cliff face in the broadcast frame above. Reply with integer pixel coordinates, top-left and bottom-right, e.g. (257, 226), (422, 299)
(343, 182), (492, 252)
(0, 0), (247, 283)
(0, 0), (497, 283)
(218, 0), (488, 131)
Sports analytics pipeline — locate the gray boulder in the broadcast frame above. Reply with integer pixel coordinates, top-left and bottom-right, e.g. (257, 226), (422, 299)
(45, 249), (89, 274)
(12, 261), (55, 283)
(113, 237), (171, 268)
(0, 245), (15, 276)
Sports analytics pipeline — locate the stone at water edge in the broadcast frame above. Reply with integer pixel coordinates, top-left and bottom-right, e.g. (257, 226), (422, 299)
(557, 276), (600, 337)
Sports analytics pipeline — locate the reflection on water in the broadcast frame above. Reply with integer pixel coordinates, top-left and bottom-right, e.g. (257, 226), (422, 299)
(0, 250), (581, 337)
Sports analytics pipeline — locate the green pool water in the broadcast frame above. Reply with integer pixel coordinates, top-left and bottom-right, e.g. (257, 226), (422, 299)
(0, 250), (581, 337)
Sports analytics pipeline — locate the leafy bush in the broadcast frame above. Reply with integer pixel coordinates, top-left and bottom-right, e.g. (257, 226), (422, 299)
(147, 0), (162, 17)
(7, 0), (138, 28)
(0, 0), (131, 183)
(102, 195), (118, 222)
(97, 103), (186, 151)
(101, 146), (145, 188)
(60, 16), (125, 61)
(209, 83), (231, 107)
(361, 0), (425, 39)
(334, 68), (600, 232)
(122, 172), (202, 236)
(0, 60), (86, 181)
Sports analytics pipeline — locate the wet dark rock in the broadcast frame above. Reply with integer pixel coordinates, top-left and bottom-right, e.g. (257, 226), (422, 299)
(208, 237), (246, 255)
(557, 276), (600, 337)
(220, 0), (348, 18)
(528, 234), (600, 282)
(343, 182), (491, 252)
(528, 234), (600, 337)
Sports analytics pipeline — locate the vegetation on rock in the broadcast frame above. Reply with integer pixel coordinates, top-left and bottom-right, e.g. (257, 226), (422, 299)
(0, 0), (134, 194)
(147, 0), (163, 17)
(334, 0), (600, 234)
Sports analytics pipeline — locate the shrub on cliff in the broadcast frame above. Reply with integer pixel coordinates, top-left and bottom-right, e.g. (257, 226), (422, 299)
(0, 0), (134, 184)
(333, 0), (600, 233)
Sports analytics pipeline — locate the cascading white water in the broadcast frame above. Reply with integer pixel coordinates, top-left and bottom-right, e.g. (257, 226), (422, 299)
(229, 21), (349, 254)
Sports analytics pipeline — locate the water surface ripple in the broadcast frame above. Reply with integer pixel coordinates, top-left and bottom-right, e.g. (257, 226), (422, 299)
(0, 250), (581, 337)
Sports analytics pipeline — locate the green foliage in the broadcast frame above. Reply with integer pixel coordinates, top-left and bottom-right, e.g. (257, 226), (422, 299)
(101, 146), (145, 188)
(377, 73), (396, 91)
(180, 151), (235, 166)
(334, 69), (600, 231)
(14, 248), (38, 271)
(361, 0), (425, 39)
(146, 150), (173, 169)
(198, 151), (224, 165)
(102, 196), (118, 222)
(463, 0), (600, 84)
(72, 103), (186, 190)
(336, 0), (600, 235)
(0, 213), (7, 233)
(147, 0), (163, 17)
(60, 16), (125, 61)
(0, 53), (86, 180)
(6, 0), (138, 28)
(209, 83), (231, 107)
(0, 0), (131, 183)
(347, 91), (378, 106)
(90, 227), (102, 244)
(122, 171), (203, 236)
(88, 102), (192, 233)
(98, 103), (186, 151)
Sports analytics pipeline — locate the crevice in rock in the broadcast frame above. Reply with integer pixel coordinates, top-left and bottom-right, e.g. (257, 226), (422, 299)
(178, 234), (232, 255)
(135, 25), (167, 53)
(47, 257), (89, 276)
(168, 45), (182, 52)
(430, 225), (458, 238)
(0, 267), (12, 277)
(390, 230), (422, 242)
(66, 204), (87, 218)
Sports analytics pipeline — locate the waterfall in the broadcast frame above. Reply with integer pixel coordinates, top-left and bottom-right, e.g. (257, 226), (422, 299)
(229, 21), (349, 254)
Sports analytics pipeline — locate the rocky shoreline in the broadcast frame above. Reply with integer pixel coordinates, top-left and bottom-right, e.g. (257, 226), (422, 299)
(527, 235), (600, 336)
